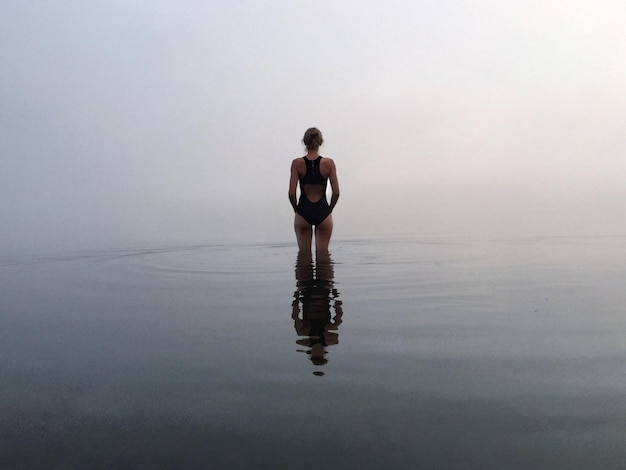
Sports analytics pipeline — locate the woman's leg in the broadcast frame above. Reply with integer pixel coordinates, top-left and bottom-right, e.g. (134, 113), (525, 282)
(314, 214), (333, 253)
(294, 213), (313, 251)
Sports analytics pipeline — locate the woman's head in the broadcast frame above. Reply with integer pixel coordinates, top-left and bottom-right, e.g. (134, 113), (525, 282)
(302, 127), (323, 151)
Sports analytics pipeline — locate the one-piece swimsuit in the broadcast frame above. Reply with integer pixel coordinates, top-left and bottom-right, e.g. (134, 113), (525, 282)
(296, 156), (331, 226)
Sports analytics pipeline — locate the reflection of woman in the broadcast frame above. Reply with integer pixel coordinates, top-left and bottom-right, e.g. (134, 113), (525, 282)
(292, 251), (343, 374)
(288, 128), (340, 253)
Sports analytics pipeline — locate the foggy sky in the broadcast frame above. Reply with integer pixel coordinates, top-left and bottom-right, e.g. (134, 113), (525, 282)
(2, 1), (625, 253)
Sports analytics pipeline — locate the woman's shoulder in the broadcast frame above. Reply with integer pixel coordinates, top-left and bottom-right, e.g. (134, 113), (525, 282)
(291, 157), (306, 175)
(320, 156), (336, 167)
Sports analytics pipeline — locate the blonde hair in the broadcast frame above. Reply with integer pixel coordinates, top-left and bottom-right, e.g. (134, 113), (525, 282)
(302, 127), (324, 150)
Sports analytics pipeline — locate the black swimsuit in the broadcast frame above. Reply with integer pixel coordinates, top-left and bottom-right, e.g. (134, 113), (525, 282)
(297, 156), (331, 226)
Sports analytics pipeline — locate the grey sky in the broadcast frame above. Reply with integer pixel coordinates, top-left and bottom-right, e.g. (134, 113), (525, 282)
(2, 1), (625, 252)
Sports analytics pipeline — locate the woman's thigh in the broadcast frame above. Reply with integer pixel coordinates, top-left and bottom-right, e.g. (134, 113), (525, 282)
(314, 215), (333, 252)
(294, 213), (313, 250)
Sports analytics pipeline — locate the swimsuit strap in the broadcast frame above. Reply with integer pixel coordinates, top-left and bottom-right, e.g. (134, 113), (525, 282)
(300, 156), (326, 186)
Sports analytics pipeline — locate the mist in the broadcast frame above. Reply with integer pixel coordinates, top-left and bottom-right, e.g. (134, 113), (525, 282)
(2, 1), (625, 254)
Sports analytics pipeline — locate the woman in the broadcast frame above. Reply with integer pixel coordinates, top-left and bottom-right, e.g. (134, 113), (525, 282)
(288, 128), (340, 253)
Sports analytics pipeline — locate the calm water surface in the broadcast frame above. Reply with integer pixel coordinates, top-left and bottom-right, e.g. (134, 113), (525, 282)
(1, 236), (625, 469)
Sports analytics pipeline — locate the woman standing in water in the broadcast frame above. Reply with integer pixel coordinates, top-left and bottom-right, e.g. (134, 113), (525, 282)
(288, 128), (340, 253)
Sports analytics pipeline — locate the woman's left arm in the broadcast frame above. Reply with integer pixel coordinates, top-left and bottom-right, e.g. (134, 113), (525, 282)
(288, 159), (299, 212)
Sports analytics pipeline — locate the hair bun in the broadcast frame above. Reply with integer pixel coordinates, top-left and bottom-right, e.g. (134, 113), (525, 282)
(302, 127), (324, 150)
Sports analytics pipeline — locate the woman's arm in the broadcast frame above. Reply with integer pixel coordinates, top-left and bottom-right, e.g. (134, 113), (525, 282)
(328, 159), (340, 212)
(288, 159), (299, 212)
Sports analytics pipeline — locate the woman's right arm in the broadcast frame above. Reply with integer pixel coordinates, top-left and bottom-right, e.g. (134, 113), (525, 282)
(328, 159), (340, 212)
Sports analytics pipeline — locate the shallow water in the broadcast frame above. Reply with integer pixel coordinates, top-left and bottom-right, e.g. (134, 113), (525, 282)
(1, 236), (625, 469)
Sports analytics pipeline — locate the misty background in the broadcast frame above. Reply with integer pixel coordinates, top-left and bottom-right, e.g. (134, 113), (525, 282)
(2, 1), (625, 254)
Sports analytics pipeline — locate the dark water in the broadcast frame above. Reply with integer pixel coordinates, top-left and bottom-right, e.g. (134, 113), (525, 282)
(1, 236), (625, 469)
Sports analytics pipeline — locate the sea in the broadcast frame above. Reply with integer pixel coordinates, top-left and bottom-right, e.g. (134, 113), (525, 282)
(1, 235), (625, 469)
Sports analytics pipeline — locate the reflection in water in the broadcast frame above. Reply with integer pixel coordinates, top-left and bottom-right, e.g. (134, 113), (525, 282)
(292, 251), (343, 376)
